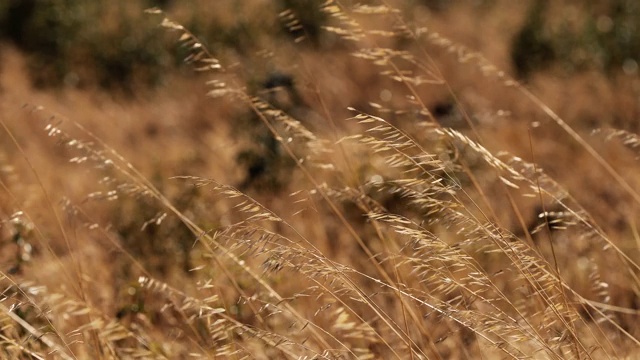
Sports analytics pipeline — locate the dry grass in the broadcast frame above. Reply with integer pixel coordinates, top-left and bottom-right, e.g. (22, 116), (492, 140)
(0, 1), (639, 359)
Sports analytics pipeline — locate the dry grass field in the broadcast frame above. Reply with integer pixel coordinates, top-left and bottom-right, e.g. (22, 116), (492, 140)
(1, 0), (640, 358)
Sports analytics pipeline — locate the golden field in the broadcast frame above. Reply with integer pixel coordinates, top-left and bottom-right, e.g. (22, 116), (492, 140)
(0, 1), (639, 358)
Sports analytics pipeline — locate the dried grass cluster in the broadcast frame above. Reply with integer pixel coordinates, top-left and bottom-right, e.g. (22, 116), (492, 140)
(0, 1), (639, 359)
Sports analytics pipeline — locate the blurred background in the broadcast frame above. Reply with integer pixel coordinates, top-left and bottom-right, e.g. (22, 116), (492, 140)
(1, 0), (638, 245)
(2, 0), (639, 87)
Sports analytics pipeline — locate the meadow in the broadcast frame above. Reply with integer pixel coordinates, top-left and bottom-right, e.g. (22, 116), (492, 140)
(0, 0), (639, 358)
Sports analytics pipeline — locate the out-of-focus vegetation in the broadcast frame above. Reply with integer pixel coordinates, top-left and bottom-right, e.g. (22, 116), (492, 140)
(3, 0), (638, 89)
(512, 0), (640, 79)
(0, 0), (332, 91)
(0, 0), (640, 358)
(0, 1), (173, 90)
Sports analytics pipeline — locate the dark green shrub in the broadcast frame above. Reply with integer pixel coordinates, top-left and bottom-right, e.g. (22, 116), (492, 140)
(510, 0), (555, 79)
(0, 1), (171, 91)
(511, 0), (640, 78)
